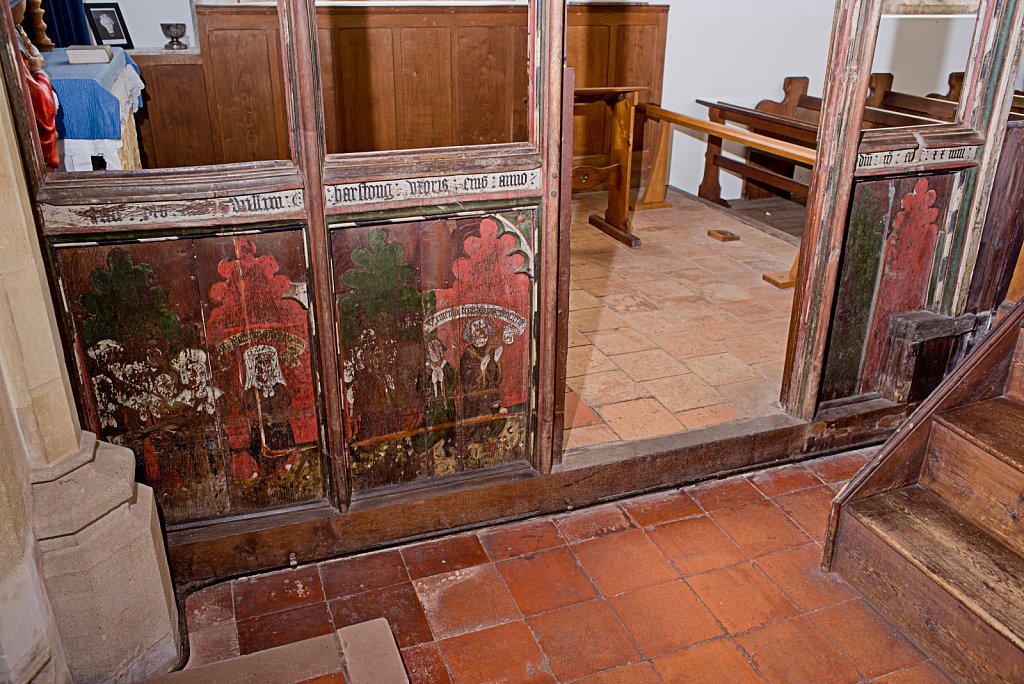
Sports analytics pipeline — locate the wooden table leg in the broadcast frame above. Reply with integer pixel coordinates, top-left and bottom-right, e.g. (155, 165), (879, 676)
(633, 119), (673, 211)
(764, 249), (800, 288)
(590, 92), (641, 247)
(698, 109), (729, 207)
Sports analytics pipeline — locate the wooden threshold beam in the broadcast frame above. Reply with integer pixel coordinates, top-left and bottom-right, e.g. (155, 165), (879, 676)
(168, 399), (911, 589)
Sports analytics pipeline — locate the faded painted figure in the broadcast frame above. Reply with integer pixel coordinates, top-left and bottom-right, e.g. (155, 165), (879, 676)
(243, 344), (297, 468)
(460, 317), (504, 419)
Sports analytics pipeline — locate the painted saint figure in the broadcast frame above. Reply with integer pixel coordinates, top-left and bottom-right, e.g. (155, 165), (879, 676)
(243, 345), (296, 468)
(171, 348), (223, 415)
(460, 318), (504, 419)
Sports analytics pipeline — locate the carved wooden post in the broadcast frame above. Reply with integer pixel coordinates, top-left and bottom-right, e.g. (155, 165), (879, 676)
(25, 0), (53, 52)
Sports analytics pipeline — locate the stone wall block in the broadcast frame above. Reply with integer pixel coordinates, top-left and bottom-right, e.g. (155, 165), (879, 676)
(34, 441), (179, 683)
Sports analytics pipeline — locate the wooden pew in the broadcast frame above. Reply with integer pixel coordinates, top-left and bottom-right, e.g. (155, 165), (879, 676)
(870, 73), (1024, 122)
(572, 87), (643, 247)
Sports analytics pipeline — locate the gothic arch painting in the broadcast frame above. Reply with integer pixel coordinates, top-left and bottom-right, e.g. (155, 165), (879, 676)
(54, 229), (325, 524)
(332, 209), (537, 491)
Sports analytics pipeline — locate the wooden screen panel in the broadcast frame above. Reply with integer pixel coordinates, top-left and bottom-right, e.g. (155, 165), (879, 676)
(396, 27), (455, 150)
(455, 26), (523, 146)
(331, 210), (537, 492)
(567, 24), (611, 158)
(53, 231), (325, 525)
(321, 27), (399, 153)
(133, 58), (216, 168)
(820, 173), (957, 401)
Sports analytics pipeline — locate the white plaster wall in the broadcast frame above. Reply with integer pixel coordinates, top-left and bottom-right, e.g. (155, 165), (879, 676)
(659, 2), (979, 197)
(98, 0), (196, 49)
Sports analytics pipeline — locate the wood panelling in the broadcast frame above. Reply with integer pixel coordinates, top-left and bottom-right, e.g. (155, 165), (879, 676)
(132, 54), (214, 169)
(134, 4), (666, 168)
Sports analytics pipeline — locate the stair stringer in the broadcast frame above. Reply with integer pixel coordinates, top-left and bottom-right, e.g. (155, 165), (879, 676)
(822, 300), (1024, 571)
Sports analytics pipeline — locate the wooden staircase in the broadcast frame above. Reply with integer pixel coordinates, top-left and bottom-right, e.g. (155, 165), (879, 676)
(824, 304), (1024, 683)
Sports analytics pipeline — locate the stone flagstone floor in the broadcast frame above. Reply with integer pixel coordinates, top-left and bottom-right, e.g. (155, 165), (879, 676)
(564, 190), (798, 451)
(183, 449), (954, 684)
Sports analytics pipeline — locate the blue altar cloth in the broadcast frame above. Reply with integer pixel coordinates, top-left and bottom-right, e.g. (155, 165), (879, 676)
(43, 47), (142, 140)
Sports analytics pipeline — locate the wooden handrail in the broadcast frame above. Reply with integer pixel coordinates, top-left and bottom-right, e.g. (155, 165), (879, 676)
(639, 104), (817, 165)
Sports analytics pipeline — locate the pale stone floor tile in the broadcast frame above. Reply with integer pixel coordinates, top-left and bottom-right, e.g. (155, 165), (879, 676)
(569, 289), (603, 311)
(567, 370), (650, 407)
(584, 328), (658, 357)
(642, 374), (723, 413)
(570, 307), (626, 332)
(578, 276), (636, 297)
(563, 190), (795, 449)
(564, 425), (620, 450)
(619, 310), (693, 336)
(567, 323), (589, 348)
(650, 329), (717, 361)
(684, 352), (759, 387)
(611, 349), (690, 381)
(566, 345), (618, 378)
(599, 398), (683, 441)
(676, 403), (746, 430)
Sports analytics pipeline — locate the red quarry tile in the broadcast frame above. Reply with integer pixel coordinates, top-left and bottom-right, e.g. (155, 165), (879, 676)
(497, 547), (597, 615)
(554, 503), (633, 544)
(185, 582), (233, 631)
(298, 675), (347, 684)
(754, 545), (857, 612)
(232, 566), (325, 621)
(646, 516), (746, 576)
(236, 601), (334, 655)
(690, 477), (764, 511)
(736, 617), (860, 684)
(687, 563), (798, 634)
(651, 638), (763, 684)
(774, 485), (837, 542)
(572, 529), (678, 596)
(402, 535), (489, 580)
(809, 598), (925, 679)
(439, 621), (554, 684)
(413, 564), (520, 639)
(873, 662), (955, 684)
(480, 520), (564, 561)
(319, 550), (408, 599)
(747, 463), (823, 497)
(621, 489), (702, 527)
(528, 600), (641, 681)
(566, 390), (603, 428)
(610, 580), (723, 657)
(574, 661), (662, 684)
(710, 499), (811, 557)
(807, 450), (873, 484)
(329, 582), (433, 648)
(402, 643), (452, 684)
(185, 622), (239, 668)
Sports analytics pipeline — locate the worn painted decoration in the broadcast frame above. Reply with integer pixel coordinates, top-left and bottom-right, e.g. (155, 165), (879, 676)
(332, 210), (536, 491)
(55, 231), (324, 524)
(820, 174), (954, 401)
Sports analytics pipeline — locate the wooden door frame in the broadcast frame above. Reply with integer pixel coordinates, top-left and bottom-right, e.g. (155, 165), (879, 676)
(782, 0), (1024, 420)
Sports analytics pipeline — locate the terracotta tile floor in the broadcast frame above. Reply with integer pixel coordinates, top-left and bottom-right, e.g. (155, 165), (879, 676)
(183, 449), (955, 683)
(564, 191), (798, 451)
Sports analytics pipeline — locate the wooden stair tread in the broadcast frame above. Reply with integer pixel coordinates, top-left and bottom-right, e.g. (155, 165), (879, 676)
(849, 486), (1024, 650)
(936, 397), (1024, 471)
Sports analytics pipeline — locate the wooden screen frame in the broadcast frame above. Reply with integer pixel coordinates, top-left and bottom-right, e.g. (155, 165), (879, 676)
(1, 0), (566, 512)
(782, 0), (1024, 420)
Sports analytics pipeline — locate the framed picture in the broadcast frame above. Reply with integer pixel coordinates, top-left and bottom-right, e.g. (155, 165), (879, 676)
(84, 3), (133, 50)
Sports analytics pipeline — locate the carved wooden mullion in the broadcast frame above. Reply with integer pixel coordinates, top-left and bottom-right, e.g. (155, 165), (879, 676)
(782, 0), (883, 420)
